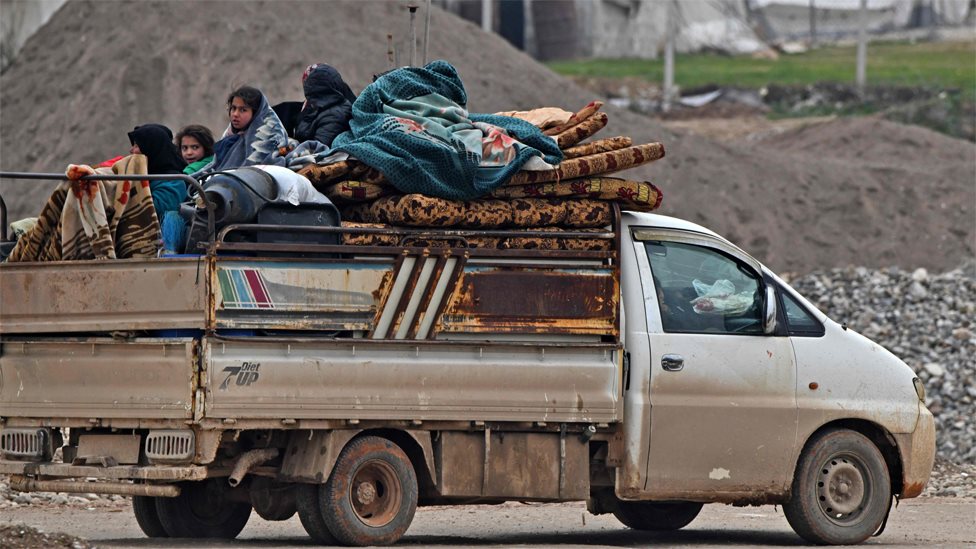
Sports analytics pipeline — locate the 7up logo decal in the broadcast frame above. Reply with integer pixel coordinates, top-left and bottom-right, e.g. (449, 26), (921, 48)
(219, 362), (261, 390)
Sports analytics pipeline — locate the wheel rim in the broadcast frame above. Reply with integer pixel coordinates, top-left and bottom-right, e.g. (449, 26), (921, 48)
(348, 458), (402, 528)
(817, 452), (870, 525)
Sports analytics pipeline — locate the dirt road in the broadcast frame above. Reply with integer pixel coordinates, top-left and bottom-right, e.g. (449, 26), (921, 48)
(2, 497), (973, 548)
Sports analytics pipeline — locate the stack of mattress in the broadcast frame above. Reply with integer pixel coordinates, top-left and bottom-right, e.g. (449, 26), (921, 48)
(298, 101), (665, 250)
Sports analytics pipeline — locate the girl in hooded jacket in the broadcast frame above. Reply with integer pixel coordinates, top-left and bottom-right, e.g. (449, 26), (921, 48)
(127, 124), (187, 219)
(294, 63), (356, 147)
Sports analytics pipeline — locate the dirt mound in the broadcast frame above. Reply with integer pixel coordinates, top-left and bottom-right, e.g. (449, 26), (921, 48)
(0, 524), (92, 549)
(1, 0), (973, 273)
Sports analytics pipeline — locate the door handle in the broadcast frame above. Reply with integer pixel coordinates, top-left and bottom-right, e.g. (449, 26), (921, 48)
(661, 354), (684, 371)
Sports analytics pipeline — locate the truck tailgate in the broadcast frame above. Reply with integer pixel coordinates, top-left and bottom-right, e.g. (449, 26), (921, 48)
(0, 339), (196, 419)
(0, 258), (206, 334)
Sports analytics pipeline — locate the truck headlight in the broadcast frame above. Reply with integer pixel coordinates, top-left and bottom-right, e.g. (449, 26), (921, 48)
(912, 377), (926, 402)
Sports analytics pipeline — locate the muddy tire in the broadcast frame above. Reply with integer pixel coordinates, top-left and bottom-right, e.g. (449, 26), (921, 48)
(321, 436), (418, 546)
(132, 496), (168, 538)
(296, 483), (338, 544)
(155, 480), (252, 538)
(612, 501), (703, 531)
(784, 428), (891, 545)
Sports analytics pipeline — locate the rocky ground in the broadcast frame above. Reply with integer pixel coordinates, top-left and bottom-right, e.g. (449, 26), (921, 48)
(0, 524), (93, 549)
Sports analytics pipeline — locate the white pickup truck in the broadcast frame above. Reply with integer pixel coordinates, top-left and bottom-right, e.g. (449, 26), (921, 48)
(0, 188), (935, 546)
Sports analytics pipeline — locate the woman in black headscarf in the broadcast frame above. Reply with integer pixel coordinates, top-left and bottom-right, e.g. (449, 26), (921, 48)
(294, 64), (356, 147)
(127, 124), (187, 219)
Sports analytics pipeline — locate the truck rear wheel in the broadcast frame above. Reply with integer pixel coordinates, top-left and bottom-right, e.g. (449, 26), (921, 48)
(783, 428), (891, 545)
(320, 436), (418, 546)
(296, 483), (338, 544)
(612, 501), (703, 531)
(155, 479), (252, 538)
(132, 496), (168, 538)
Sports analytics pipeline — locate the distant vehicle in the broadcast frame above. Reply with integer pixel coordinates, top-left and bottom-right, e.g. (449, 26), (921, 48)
(0, 177), (934, 546)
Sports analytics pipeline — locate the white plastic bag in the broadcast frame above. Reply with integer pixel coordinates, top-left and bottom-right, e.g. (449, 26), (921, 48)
(690, 279), (753, 315)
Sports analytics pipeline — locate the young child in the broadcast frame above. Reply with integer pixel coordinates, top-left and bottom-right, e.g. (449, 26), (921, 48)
(206, 85), (288, 172)
(175, 125), (215, 174)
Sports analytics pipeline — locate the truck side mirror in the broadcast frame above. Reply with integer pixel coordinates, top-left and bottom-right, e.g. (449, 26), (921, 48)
(763, 286), (778, 334)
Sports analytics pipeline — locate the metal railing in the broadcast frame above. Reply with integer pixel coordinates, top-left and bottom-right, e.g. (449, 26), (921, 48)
(0, 172), (215, 250)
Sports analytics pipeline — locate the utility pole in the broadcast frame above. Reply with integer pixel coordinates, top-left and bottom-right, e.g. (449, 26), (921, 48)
(662, 0), (676, 113)
(482, 0), (492, 32)
(855, 0), (867, 97)
(809, 0), (817, 47)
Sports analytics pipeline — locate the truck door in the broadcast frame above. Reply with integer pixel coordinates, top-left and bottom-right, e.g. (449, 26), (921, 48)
(632, 230), (798, 500)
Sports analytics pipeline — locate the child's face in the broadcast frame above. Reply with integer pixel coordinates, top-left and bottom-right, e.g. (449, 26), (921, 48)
(229, 97), (254, 132)
(180, 136), (205, 163)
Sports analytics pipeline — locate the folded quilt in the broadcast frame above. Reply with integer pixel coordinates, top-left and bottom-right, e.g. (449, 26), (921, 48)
(506, 142), (665, 186)
(491, 177), (662, 212)
(340, 222), (610, 251)
(554, 112), (609, 149)
(563, 136), (633, 159)
(330, 60), (563, 200)
(342, 194), (612, 229)
(544, 101), (604, 136)
(494, 107), (574, 131)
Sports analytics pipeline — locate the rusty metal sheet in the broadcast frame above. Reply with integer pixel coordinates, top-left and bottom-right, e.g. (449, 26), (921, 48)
(0, 259), (207, 334)
(0, 339), (196, 420)
(436, 431), (588, 500)
(438, 267), (618, 336)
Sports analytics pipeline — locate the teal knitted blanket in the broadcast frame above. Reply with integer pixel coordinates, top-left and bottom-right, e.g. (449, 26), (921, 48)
(332, 60), (563, 200)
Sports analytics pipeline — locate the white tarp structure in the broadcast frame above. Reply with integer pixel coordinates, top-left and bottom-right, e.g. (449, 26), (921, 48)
(575, 0), (766, 58)
(0, 0), (66, 72)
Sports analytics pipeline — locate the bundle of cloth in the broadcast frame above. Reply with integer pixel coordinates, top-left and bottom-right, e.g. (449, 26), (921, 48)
(7, 156), (162, 262)
(299, 61), (665, 251)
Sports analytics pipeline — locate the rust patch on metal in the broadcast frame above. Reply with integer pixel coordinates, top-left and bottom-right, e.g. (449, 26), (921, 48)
(901, 481), (925, 498)
(451, 271), (615, 319)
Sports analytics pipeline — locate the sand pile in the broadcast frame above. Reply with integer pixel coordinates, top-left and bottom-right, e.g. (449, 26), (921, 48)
(1, 0), (972, 273)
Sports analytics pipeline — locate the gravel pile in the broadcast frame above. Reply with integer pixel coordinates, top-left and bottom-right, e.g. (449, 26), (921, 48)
(0, 524), (93, 549)
(784, 263), (976, 465)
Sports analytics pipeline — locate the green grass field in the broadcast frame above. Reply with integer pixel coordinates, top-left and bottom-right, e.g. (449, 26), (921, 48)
(547, 40), (976, 98)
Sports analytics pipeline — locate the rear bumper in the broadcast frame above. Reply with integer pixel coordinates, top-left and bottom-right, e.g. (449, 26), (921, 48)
(0, 459), (208, 481)
(893, 403), (936, 498)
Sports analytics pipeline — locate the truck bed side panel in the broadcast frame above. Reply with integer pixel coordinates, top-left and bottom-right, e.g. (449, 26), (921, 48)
(204, 338), (620, 423)
(0, 339), (196, 419)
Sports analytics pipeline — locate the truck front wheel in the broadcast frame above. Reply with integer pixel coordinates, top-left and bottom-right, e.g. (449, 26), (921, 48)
(613, 501), (703, 531)
(132, 496), (168, 538)
(783, 428), (891, 545)
(320, 435), (418, 546)
(155, 479), (252, 538)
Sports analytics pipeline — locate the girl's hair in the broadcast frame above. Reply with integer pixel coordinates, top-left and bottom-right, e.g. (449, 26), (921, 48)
(226, 85), (262, 113)
(175, 124), (215, 157)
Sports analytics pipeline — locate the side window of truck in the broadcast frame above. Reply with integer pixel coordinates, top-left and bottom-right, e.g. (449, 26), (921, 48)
(645, 240), (764, 335)
(779, 288), (825, 337)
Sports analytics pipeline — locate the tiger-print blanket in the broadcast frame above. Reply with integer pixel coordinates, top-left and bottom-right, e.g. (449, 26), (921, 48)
(7, 155), (161, 262)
